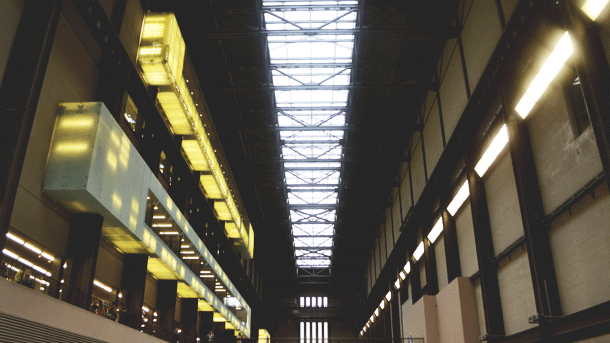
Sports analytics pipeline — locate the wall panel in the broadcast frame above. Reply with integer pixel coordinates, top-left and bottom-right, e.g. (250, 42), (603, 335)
(527, 88), (602, 214)
(439, 49), (468, 140)
(380, 228), (387, 266)
(419, 261), (426, 288)
(550, 182), (610, 315)
(386, 212), (394, 255)
(0, 0), (24, 83)
(461, 0), (502, 92)
(497, 249), (537, 335)
(484, 153), (524, 256)
(375, 240), (381, 279)
(435, 235), (448, 291)
(400, 165), (412, 222)
(143, 273), (158, 310)
(455, 203), (478, 277)
(119, 0), (145, 64)
(95, 240), (124, 290)
(500, 0), (518, 24)
(473, 279), (486, 336)
(411, 136), (426, 204)
(423, 98), (444, 176)
(392, 197), (402, 244)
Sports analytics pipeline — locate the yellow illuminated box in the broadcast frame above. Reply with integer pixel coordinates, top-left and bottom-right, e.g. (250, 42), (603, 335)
(214, 201), (232, 221)
(157, 91), (192, 134)
(225, 222), (241, 239)
(182, 140), (210, 171)
(201, 174), (223, 199)
(138, 13), (185, 86)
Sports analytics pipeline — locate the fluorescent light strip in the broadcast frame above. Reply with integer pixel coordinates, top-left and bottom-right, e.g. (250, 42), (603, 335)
(403, 261), (411, 274)
(515, 32), (573, 119)
(394, 278), (401, 290)
(24, 243), (42, 255)
(399, 270), (406, 280)
(427, 218), (444, 244)
(413, 242), (424, 261)
(180, 251), (195, 254)
(386, 291), (392, 302)
(379, 300), (385, 310)
(447, 181), (470, 216)
(152, 223), (173, 227)
(6, 233), (24, 245)
(582, 0), (609, 21)
(93, 279), (112, 293)
(159, 231), (179, 235)
(2, 249), (18, 260)
(374, 308), (379, 317)
(474, 124), (509, 177)
(153, 215), (166, 219)
(182, 256), (199, 260)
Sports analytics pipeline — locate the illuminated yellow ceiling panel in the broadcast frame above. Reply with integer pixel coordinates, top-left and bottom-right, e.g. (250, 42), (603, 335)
(177, 281), (200, 298)
(147, 257), (181, 280)
(198, 299), (215, 312)
(182, 140), (210, 171)
(201, 174), (223, 199)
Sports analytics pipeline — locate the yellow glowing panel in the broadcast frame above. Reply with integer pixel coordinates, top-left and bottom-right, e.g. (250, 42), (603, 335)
(138, 13), (185, 86)
(147, 258), (181, 280)
(259, 329), (270, 343)
(248, 224), (254, 259)
(182, 140), (210, 171)
(59, 116), (95, 130)
(225, 223), (241, 239)
(201, 174), (223, 199)
(225, 322), (236, 330)
(157, 92), (192, 134)
(177, 282), (200, 298)
(54, 142), (90, 156)
(198, 300), (215, 312)
(214, 313), (228, 322)
(214, 201), (232, 221)
(582, 0), (609, 20)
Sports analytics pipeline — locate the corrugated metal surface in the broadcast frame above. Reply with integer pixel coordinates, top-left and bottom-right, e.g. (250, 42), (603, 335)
(0, 311), (107, 343)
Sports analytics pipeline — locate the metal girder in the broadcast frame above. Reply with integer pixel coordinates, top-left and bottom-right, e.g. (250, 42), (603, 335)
(287, 188), (340, 192)
(287, 204), (340, 209)
(282, 140), (343, 145)
(279, 125), (346, 130)
(263, 5), (359, 11)
(284, 167), (341, 171)
(200, 28), (457, 39)
(222, 83), (420, 92)
(272, 63), (352, 69)
(277, 106), (347, 111)
(294, 235), (333, 238)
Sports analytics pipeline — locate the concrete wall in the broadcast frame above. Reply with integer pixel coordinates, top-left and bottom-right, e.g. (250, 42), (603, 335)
(435, 277), (479, 343)
(0, 278), (166, 343)
(401, 296), (438, 343)
(0, 0), (24, 83)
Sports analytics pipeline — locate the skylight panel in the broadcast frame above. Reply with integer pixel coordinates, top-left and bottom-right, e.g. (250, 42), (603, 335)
(265, 2), (355, 274)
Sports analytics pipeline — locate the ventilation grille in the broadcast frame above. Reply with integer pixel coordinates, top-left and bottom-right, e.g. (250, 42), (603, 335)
(0, 311), (107, 343)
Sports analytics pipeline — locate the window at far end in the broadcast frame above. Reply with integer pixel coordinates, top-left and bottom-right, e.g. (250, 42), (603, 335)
(563, 72), (590, 138)
(122, 93), (138, 132)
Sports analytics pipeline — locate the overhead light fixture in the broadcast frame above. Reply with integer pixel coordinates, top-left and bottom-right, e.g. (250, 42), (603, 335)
(153, 215), (166, 219)
(183, 256), (199, 260)
(374, 308), (379, 317)
(93, 279), (112, 293)
(413, 242), (424, 261)
(159, 231), (179, 235)
(399, 270), (406, 280)
(379, 300), (385, 310)
(6, 233), (24, 245)
(394, 278), (401, 290)
(474, 124), (509, 177)
(385, 291), (392, 302)
(582, 0), (609, 20)
(153, 223), (173, 228)
(447, 180), (470, 216)
(427, 218), (444, 244)
(2, 249), (18, 260)
(515, 32), (573, 119)
(403, 261), (411, 274)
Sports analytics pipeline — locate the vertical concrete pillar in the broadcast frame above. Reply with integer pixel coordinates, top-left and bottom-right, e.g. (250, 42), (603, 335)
(157, 280), (178, 333)
(66, 213), (104, 309)
(119, 254), (148, 329)
(181, 298), (199, 338)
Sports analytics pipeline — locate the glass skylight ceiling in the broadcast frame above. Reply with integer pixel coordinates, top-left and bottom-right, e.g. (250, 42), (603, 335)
(263, 0), (357, 273)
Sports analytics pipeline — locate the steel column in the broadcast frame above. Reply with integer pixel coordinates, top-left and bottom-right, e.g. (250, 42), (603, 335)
(442, 208), (461, 283)
(466, 154), (505, 336)
(0, 0), (64, 253)
(423, 232), (438, 295)
(503, 98), (562, 331)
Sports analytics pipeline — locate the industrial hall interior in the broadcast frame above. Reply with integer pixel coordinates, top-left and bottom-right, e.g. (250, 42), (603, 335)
(1, 0), (609, 342)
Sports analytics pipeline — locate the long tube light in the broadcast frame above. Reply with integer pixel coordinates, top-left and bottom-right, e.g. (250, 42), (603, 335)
(413, 242), (424, 261)
(447, 181), (470, 216)
(5, 232), (54, 261)
(379, 300), (385, 310)
(403, 261), (411, 274)
(394, 278), (401, 290)
(93, 279), (113, 293)
(386, 291), (392, 302)
(582, 0), (609, 20)
(515, 32), (573, 119)
(475, 125), (509, 177)
(427, 218), (444, 244)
